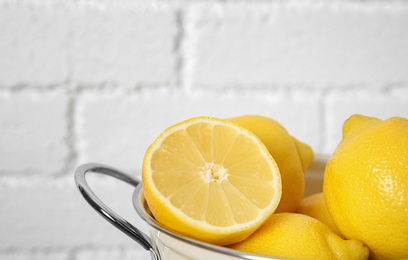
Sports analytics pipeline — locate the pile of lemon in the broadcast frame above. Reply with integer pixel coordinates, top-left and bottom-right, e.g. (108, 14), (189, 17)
(142, 114), (408, 260)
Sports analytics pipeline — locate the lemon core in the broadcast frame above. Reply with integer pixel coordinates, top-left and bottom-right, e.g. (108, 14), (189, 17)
(202, 163), (228, 183)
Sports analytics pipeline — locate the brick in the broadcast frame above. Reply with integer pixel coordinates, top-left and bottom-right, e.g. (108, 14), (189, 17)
(189, 3), (408, 89)
(0, 4), (69, 86)
(324, 87), (408, 154)
(75, 247), (149, 260)
(0, 90), (69, 175)
(0, 176), (150, 250)
(76, 89), (321, 173)
(0, 250), (69, 260)
(71, 4), (178, 87)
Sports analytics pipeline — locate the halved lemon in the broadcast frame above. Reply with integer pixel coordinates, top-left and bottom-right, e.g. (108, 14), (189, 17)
(142, 116), (282, 245)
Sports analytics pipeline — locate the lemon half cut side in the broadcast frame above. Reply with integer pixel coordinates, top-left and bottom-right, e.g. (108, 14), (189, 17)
(142, 116), (282, 245)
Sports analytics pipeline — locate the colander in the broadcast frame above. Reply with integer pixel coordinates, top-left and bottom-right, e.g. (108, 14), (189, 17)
(74, 156), (327, 260)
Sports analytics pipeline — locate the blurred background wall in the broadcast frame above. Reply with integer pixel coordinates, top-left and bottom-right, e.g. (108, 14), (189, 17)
(1, 0), (408, 259)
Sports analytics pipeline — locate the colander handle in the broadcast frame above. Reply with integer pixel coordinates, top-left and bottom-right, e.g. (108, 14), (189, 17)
(74, 163), (160, 260)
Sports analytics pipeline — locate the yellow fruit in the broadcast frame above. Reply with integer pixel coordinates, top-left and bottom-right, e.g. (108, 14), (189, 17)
(296, 192), (343, 237)
(292, 136), (314, 173)
(229, 213), (369, 260)
(324, 114), (408, 259)
(229, 115), (314, 212)
(142, 116), (282, 245)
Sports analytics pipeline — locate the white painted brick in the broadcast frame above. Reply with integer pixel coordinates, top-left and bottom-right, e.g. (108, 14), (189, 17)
(0, 250), (69, 260)
(75, 247), (149, 260)
(76, 89), (321, 174)
(188, 3), (408, 89)
(0, 90), (69, 175)
(324, 87), (408, 154)
(71, 4), (178, 87)
(0, 4), (69, 86)
(0, 176), (150, 250)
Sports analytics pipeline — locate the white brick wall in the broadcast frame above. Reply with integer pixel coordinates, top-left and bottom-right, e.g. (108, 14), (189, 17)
(1, 0), (408, 259)
(0, 90), (69, 175)
(0, 4), (69, 86)
(70, 4), (178, 87)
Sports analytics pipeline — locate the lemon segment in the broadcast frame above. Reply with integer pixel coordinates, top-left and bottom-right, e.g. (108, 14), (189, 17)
(142, 116), (282, 245)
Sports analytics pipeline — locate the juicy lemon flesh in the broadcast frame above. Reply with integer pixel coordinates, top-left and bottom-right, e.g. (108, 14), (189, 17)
(324, 115), (408, 260)
(142, 117), (282, 245)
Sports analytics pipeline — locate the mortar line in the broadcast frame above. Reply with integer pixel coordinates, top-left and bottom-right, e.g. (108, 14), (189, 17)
(57, 85), (79, 177)
(174, 7), (185, 90)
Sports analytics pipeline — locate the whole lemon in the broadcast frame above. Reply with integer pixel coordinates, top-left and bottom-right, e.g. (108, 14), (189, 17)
(323, 114), (408, 259)
(296, 192), (343, 237)
(229, 213), (369, 260)
(229, 115), (313, 212)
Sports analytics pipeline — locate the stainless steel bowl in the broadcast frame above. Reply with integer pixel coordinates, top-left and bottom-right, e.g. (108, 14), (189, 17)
(74, 156), (327, 260)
